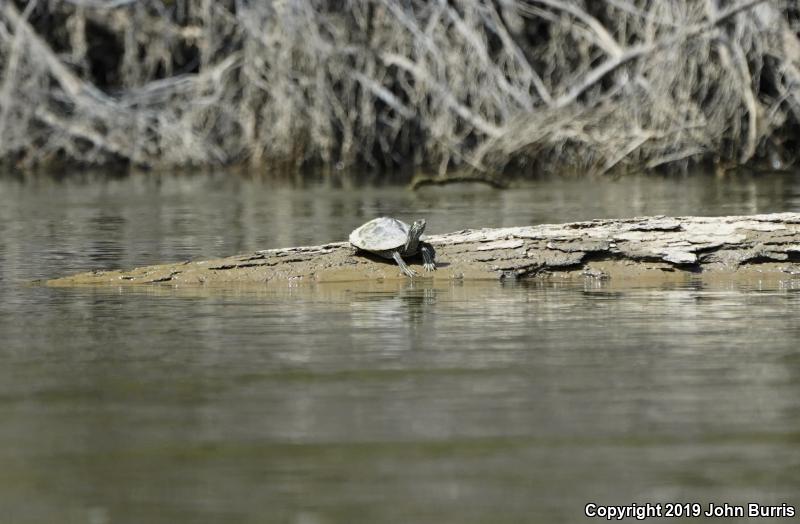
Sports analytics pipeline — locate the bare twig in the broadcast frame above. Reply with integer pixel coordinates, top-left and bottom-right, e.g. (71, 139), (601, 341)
(0, 0), (795, 175)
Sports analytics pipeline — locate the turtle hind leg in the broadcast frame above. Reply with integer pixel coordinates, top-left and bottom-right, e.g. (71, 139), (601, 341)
(420, 243), (436, 271)
(392, 251), (418, 277)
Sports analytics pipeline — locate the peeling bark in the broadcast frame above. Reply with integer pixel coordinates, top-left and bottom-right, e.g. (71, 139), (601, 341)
(45, 213), (800, 287)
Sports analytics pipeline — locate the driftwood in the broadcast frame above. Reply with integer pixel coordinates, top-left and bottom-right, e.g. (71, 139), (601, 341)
(409, 172), (509, 190)
(46, 213), (800, 287)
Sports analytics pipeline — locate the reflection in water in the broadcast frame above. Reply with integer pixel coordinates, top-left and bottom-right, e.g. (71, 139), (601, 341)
(0, 171), (799, 523)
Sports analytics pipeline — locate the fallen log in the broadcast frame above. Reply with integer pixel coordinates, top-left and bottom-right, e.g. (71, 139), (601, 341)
(45, 213), (800, 287)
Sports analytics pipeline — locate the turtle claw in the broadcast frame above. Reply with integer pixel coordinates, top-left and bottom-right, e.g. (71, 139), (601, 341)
(420, 243), (436, 273)
(391, 251), (418, 277)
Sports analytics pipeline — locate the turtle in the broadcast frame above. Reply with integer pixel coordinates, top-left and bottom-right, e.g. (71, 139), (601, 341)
(349, 217), (436, 277)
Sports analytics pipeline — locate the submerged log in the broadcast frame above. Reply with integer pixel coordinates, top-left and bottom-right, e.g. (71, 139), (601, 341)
(46, 213), (800, 287)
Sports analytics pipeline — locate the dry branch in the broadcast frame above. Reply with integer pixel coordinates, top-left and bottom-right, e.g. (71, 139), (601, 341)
(1, 0), (799, 174)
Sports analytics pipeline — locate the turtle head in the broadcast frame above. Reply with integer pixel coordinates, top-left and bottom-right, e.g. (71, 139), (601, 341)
(405, 219), (426, 252)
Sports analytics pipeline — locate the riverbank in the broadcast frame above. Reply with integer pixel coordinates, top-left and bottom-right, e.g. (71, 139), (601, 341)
(3, 1), (799, 176)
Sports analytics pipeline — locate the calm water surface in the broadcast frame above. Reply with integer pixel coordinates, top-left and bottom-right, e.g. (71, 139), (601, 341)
(1, 171), (800, 523)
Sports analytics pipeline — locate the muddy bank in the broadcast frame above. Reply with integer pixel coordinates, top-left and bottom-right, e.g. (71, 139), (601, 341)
(45, 213), (800, 287)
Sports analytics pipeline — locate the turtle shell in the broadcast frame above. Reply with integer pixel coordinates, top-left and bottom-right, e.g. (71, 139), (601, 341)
(349, 217), (411, 251)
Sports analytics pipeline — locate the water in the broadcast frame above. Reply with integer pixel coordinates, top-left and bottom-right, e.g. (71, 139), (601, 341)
(1, 171), (800, 523)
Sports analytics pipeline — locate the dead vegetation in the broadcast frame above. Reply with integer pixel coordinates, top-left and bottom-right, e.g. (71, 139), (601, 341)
(2, 0), (800, 176)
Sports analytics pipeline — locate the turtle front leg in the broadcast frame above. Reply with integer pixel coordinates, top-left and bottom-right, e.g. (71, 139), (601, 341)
(420, 243), (436, 271)
(392, 251), (418, 277)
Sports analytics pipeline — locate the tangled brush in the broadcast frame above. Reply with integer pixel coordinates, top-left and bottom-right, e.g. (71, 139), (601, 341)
(1, 0), (799, 175)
